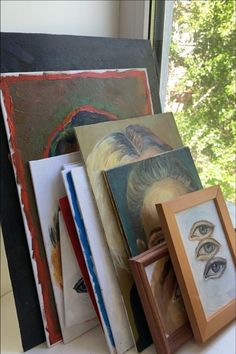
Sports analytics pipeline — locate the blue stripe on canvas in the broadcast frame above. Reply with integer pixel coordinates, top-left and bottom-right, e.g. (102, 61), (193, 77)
(66, 172), (115, 347)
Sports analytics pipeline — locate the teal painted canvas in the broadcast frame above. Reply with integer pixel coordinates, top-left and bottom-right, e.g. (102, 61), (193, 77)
(104, 147), (203, 257)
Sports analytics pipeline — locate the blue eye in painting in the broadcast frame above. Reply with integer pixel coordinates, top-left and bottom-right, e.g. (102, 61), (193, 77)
(189, 220), (214, 240)
(204, 257), (227, 280)
(195, 238), (220, 260)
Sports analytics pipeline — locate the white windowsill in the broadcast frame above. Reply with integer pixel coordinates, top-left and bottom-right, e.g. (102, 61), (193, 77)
(1, 291), (235, 354)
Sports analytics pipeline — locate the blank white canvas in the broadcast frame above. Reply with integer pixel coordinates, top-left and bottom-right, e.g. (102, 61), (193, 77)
(59, 212), (97, 328)
(30, 152), (98, 343)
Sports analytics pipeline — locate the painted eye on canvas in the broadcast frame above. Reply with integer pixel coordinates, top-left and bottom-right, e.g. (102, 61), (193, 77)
(204, 257), (227, 280)
(148, 229), (165, 249)
(195, 238), (220, 260)
(189, 220), (214, 240)
(172, 283), (182, 302)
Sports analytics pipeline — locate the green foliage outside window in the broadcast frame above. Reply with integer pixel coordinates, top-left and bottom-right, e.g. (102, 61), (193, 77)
(169, 0), (235, 201)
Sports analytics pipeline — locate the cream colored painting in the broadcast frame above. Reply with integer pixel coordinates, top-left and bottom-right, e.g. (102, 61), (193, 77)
(75, 113), (183, 351)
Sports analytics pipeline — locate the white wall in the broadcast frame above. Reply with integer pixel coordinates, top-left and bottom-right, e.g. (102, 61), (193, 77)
(0, 0), (120, 297)
(0, 0), (147, 296)
(119, 0), (150, 39)
(1, 0), (120, 37)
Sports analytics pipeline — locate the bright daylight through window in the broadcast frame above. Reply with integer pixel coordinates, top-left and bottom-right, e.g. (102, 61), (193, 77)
(165, 0), (235, 201)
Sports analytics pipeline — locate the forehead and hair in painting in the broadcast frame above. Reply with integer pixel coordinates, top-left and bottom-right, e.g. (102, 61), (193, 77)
(104, 146), (202, 257)
(0, 68), (153, 347)
(76, 113), (182, 267)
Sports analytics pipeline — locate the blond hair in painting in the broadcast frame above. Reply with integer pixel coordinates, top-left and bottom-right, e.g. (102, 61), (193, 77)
(86, 124), (172, 269)
(126, 153), (197, 250)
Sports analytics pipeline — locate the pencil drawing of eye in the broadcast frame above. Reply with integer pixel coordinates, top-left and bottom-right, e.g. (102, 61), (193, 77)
(195, 238), (220, 260)
(204, 257), (227, 280)
(189, 220), (214, 240)
(73, 278), (87, 293)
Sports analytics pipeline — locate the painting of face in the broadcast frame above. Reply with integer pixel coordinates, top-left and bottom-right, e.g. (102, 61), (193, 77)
(104, 147), (202, 342)
(76, 113), (183, 268)
(145, 255), (188, 337)
(75, 113), (183, 351)
(141, 178), (190, 249)
(104, 147), (202, 257)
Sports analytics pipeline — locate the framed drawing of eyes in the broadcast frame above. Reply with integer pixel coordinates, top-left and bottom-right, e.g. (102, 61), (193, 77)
(156, 185), (236, 343)
(129, 244), (192, 354)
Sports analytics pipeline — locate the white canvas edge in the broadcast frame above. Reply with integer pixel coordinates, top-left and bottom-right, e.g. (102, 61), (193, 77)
(0, 90), (53, 346)
(59, 210), (97, 328)
(70, 166), (134, 354)
(1, 68), (147, 77)
(29, 152), (98, 344)
(62, 169), (117, 354)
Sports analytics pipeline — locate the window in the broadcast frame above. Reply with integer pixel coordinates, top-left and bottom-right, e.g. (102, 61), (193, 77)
(151, 0), (235, 202)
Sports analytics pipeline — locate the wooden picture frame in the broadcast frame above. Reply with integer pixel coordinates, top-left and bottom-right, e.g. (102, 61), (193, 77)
(156, 185), (236, 343)
(129, 244), (192, 354)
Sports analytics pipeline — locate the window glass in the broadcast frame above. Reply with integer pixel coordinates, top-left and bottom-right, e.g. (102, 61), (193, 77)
(165, 0), (235, 201)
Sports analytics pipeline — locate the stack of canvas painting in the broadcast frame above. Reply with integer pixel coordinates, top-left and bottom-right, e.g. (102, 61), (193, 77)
(1, 34), (235, 354)
(0, 68), (154, 353)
